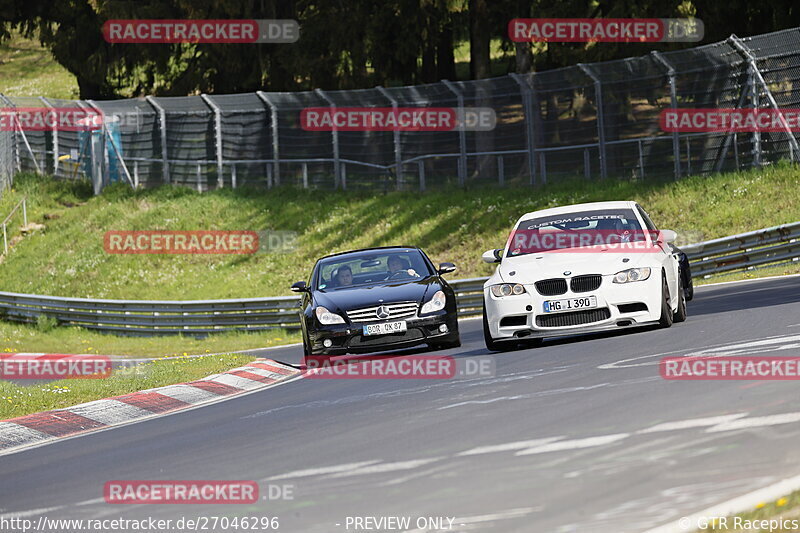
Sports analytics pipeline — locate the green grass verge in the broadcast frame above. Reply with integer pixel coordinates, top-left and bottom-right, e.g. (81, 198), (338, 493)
(0, 162), (797, 356)
(1, 163), (798, 301)
(0, 322), (300, 357)
(0, 31), (79, 100)
(0, 353), (256, 420)
(699, 492), (800, 531)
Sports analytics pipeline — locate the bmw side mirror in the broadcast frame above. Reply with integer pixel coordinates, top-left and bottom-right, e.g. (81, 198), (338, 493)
(438, 262), (456, 275)
(657, 230), (678, 244)
(482, 249), (502, 264)
(291, 281), (308, 293)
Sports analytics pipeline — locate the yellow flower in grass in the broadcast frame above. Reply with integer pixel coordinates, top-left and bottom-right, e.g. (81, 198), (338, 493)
(755, 502), (765, 509)
(777, 498), (788, 507)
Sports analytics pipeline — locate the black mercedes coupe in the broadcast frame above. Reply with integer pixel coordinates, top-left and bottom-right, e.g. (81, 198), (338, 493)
(291, 246), (461, 364)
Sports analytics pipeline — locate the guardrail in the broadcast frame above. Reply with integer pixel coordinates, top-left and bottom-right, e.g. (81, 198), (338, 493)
(681, 222), (800, 277)
(0, 222), (796, 335)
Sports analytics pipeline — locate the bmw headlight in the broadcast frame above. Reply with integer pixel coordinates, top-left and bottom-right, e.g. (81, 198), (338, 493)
(613, 267), (651, 284)
(315, 306), (345, 324)
(420, 290), (446, 314)
(490, 283), (526, 297)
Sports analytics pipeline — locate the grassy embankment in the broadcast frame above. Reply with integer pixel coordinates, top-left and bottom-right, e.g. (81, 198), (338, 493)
(0, 163), (797, 357)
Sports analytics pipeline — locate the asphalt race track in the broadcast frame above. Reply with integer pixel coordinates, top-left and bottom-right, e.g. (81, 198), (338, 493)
(1, 276), (800, 532)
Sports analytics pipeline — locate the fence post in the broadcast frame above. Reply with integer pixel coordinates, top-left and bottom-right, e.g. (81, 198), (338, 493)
(730, 35), (800, 165)
(340, 162), (347, 190)
(376, 86), (403, 190)
(638, 139), (644, 179)
(39, 97), (58, 176)
(0, 94), (20, 176)
(497, 155), (504, 186)
(578, 64), (607, 179)
(442, 80), (467, 186)
(651, 51), (681, 179)
(510, 73), (538, 186)
(539, 151), (547, 181)
(314, 89), (341, 189)
(418, 161), (426, 191)
(256, 91), (280, 186)
(686, 138), (691, 175)
(200, 94), (224, 188)
(583, 148), (590, 179)
(302, 162), (308, 188)
(145, 96), (170, 184)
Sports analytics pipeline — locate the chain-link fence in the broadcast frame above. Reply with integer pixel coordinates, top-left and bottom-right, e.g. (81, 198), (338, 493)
(0, 105), (15, 193)
(1, 28), (799, 194)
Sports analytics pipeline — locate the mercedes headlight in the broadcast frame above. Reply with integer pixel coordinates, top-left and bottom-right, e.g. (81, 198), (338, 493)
(613, 267), (651, 284)
(316, 306), (345, 324)
(420, 290), (446, 314)
(490, 283), (526, 297)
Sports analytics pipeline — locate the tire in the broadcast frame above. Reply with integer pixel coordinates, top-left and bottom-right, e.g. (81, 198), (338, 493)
(673, 276), (687, 323)
(302, 336), (331, 368)
(658, 274), (673, 328)
(483, 303), (506, 351)
(684, 274), (694, 301)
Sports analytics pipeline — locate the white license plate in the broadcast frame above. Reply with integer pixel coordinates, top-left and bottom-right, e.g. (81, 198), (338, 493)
(543, 296), (598, 313)
(362, 321), (407, 336)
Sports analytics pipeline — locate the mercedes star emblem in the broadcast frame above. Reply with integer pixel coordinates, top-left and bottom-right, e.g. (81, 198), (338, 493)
(376, 305), (390, 319)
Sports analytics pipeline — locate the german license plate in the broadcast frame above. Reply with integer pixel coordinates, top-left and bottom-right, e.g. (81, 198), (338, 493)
(543, 296), (598, 313)
(362, 321), (407, 336)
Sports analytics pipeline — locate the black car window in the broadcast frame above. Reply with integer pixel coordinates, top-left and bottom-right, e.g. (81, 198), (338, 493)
(315, 250), (433, 290)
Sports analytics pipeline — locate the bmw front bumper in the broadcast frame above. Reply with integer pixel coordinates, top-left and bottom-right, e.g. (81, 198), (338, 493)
(484, 274), (662, 341)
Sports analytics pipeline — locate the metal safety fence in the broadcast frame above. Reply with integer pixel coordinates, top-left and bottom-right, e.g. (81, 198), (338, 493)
(1, 28), (800, 193)
(0, 223), (796, 336)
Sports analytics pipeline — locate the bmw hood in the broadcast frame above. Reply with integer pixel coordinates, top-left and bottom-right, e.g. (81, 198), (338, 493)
(314, 278), (440, 312)
(496, 250), (660, 284)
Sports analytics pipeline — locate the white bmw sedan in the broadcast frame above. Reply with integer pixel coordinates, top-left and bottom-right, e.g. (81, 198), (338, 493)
(482, 201), (686, 351)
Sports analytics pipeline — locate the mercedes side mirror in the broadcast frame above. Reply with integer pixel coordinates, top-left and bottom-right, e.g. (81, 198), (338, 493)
(482, 249), (502, 264)
(438, 262), (456, 275)
(290, 281), (308, 293)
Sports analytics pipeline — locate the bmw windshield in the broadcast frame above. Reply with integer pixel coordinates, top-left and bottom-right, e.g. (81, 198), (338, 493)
(506, 209), (649, 257)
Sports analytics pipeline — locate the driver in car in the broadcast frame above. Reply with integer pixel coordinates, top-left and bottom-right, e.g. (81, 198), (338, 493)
(387, 255), (419, 278)
(334, 265), (353, 287)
